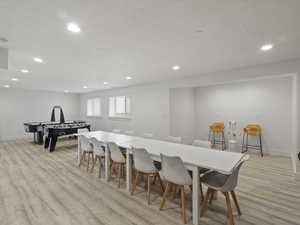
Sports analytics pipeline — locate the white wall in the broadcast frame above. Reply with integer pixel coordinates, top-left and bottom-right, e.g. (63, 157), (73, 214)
(80, 84), (170, 139)
(0, 88), (80, 140)
(170, 88), (196, 144)
(195, 76), (293, 156)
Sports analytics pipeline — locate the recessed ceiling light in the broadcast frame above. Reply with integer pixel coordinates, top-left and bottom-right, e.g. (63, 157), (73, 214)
(83, 86), (88, 89)
(34, 57), (43, 63)
(64, 90), (69, 93)
(67, 23), (81, 33)
(103, 81), (108, 85)
(11, 78), (19, 81)
(126, 76), (132, 80)
(20, 69), (29, 73)
(260, 44), (273, 51)
(3, 84), (10, 88)
(172, 65), (180, 70)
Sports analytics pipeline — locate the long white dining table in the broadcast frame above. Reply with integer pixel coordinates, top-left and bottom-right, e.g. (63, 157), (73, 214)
(77, 130), (247, 225)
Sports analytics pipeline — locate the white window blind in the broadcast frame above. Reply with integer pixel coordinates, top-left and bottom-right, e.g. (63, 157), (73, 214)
(109, 96), (130, 118)
(87, 98), (101, 117)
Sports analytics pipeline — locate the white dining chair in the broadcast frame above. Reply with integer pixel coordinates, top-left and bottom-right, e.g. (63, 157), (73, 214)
(90, 137), (105, 178)
(167, 136), (182, 143)
(112, 129), (121, 133)
(78, 128), (89, 133)
(200, 155), (249, 225)
(192, 139), (212, 148)
(107, 142), (126, 188)
(78, 135), (94, 172)
(142, 133), (154, 138)
(124, 130), (134, 135)
(131, 148), (164, 204)
(159, 154), (192, 224)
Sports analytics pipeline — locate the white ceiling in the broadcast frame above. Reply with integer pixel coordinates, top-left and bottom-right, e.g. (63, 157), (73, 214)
(0, 0), (300, 93)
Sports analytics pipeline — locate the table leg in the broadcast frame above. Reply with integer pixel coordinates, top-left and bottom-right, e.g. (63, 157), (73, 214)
(104, 144), (110, 181)
(77, 136), (81, 165)
(126, 149), (133, 192)
(192, 166), (200, 225)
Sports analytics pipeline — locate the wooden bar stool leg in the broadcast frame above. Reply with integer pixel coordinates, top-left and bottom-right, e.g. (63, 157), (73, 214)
(224, 192), (235, 225)
(180, 186), (187, 224)
(259, 134), (263, 157)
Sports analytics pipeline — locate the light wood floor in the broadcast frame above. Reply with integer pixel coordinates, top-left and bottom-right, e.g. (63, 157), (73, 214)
(0, 138), (300, 225)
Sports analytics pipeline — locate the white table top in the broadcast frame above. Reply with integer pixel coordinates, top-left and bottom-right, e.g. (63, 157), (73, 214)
(79, 130), (247, 175)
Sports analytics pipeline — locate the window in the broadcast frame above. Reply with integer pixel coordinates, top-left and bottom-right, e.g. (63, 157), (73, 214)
(87, 98), (101, 117)
(109, 96), (131, 118)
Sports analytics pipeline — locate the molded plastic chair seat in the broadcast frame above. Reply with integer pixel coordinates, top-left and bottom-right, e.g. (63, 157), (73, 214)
(166, 136), (182, 143)
(159, 154), (192, 223)
(112, 129), (121, 133)
(200, 155), (249, 225)
(90, 137), (105, 156)
(131, 148), (164, 204)
(192, 140), (212, 148)
(124, 130), (134, 135)
(107, 142), (126, 188)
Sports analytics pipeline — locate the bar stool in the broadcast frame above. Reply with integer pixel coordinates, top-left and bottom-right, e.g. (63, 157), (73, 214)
(209, 122), (226, 150)
(242, 124), (263, 157)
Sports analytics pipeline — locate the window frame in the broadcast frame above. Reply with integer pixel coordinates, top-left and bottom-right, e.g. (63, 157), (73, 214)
(86, 97), (102, 117)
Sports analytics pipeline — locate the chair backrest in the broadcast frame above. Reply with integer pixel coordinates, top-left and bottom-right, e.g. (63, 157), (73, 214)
(112, 129), (121, 133)
(79, 135), (93, 151)
(221, 155), (249, 192)
(192, 139), (212, 148)
(90, 137), (105, 155)
(133, 148), (156, 173)
(142, 133), (154, 138)
(166, 136), (182, 143)
(160, 154), (192, 185)
(107, 142), (125, 163)
(78, 128), (89, 133)
(124, 130), (134, 135)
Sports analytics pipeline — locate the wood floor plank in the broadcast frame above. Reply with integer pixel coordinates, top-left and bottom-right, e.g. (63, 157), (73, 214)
(1, 139), (300, 225)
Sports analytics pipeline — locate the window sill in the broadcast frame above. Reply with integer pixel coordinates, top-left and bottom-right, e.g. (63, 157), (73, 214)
(86, 116), (102, 118)
(108, 115), (131, 120)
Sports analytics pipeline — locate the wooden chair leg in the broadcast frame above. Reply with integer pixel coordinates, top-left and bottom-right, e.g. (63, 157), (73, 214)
(200, 187), (212, 217)
(173, 185), (178, 200)
(181, 186), (187, 224)
(87, 152), (91, 171)
(157, 174), (165, 193)
(79, 152), (85, 167)
(230, 191), (242, 216)
(224, 192), (235, 225)
(147, 175), (151, 205)
(160, 182), (171, 210)
(98, 157), (102, 178)
(131, 171), (140, 195)
(209, 190), (215, 204)
(91, 155), (97, 172)
(118, 164), (122, 188)
(108, 162), (114, 181)
(200, 182), (204, 201)
(152, 173), (157, 184)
